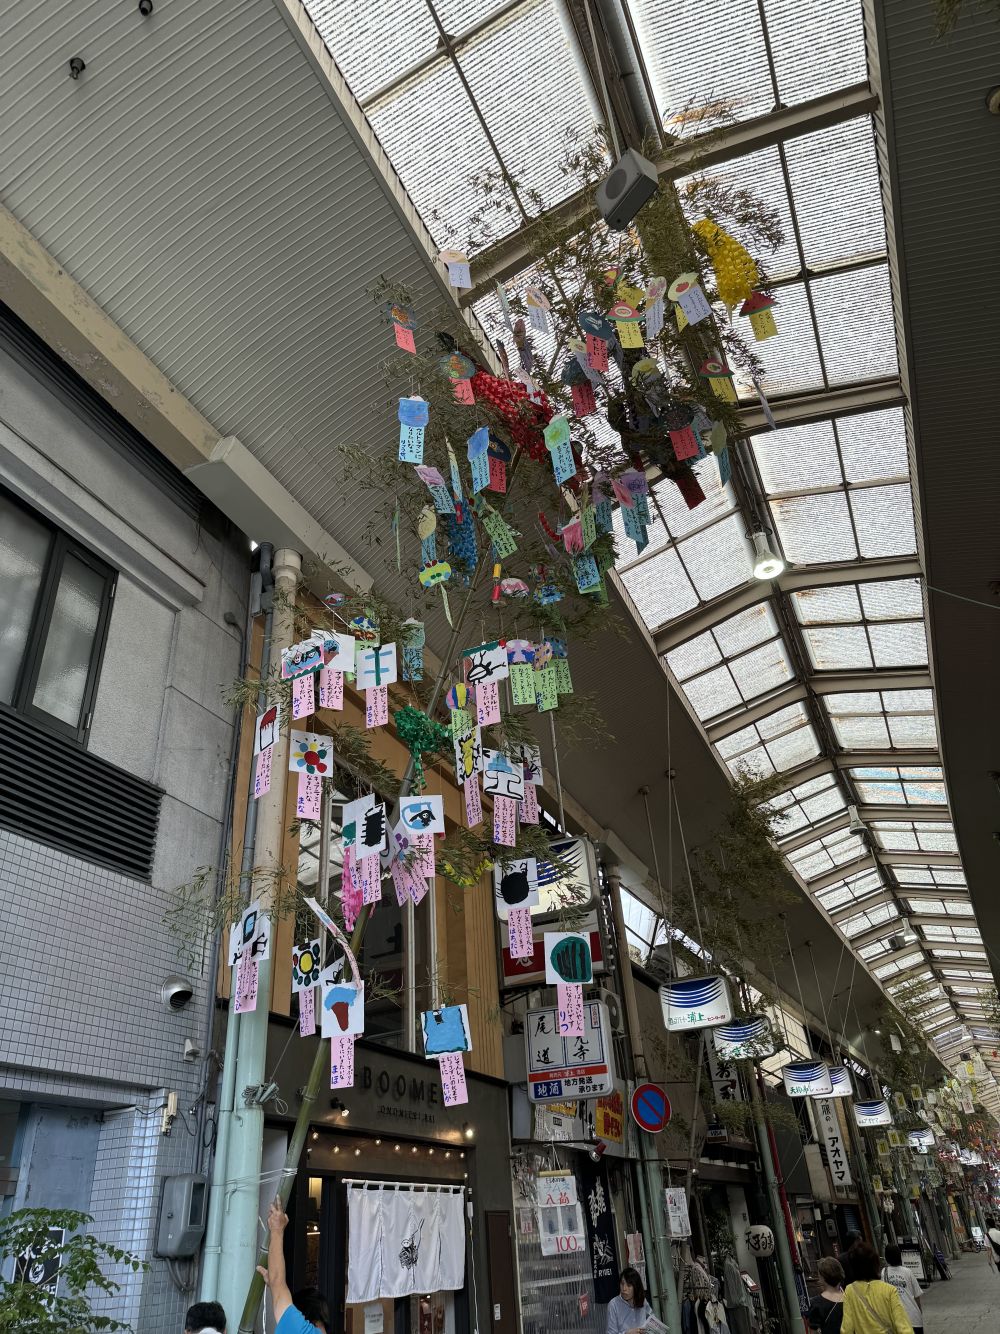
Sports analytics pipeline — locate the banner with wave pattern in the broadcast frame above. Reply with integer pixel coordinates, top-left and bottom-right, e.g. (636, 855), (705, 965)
(853, 1099), (893, 1127)
(782, 1060), (834, 1097)
(819, 1066), (853, 1099)
(711, 1015), (775, 1061)
(659, 975), (732, 1031)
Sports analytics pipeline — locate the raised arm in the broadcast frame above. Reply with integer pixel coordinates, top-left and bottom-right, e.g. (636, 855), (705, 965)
(259, 1197), (294, 1322)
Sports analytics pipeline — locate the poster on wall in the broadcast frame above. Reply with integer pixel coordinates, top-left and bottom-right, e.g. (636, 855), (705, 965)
(664, 1187), (691, 1239)
(525, 1001), (615, 1102)
(580, 1156), (619, 1303)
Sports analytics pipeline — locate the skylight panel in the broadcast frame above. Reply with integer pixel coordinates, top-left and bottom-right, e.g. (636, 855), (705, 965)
(837, 409), (909, 484)
(763, 0), (867, 107)
(667, 605), (795, 722)
(716, 701), (818, 777)
(811, 265), (898, 384)
(873, 820), (957, 853)
(825, 690), (936, 750)
(815, 867), (883, 912)
(770, 492), (857, 564)
(788, 827), (866, 880)
(874, 950), (922, 979)
(850, 767), (946, 807)
(619, 547), (699, 628)
(783, 117), (884, 267)
(921, 924), (983, 943)
(770, 772), (846, 836)
(840, 901), (898, 938)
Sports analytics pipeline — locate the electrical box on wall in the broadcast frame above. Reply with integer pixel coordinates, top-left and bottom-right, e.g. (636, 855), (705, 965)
(155, 1173), (208, 1257)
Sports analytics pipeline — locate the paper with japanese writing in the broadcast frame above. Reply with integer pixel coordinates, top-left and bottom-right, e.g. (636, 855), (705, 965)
(507, 905), (534, 959)
(463, 771), (482, 829)
(557, 982), (585, 1037)
(816, 1097), (852, 1188)
(421, 1004), (472, 1056)
(290, 672), (314, 724)
(437, 1051), (469, 1106)
(318, 665), (344, 710)
(493, 794), (518, 847)
(299, 984), (316, 1036)
(330, 1035), (356, 1088)
(520, 781), (540, 824)
(297, 770), (322, 821)
(254, 745), (272, 800)
(233, 954), (259, 1014)
(524, 1001), (614, 1102)
(365, 685), (388, 728)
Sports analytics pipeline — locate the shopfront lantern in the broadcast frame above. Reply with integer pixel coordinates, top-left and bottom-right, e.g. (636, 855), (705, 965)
(745, 1225), (774, 1258)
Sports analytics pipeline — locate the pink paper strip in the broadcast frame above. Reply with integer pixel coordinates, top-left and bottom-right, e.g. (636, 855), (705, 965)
(586, 334), (608, 373)
(493, 794), (518, 847)
(292, 672), (315, 720)
(464, 772), (483, 828)
(476, 680), (501, 726)
(413, 832), (435, 880)
(366, 685), (389, 728)
(318, 666), (344, 710)
(299, 985), (316, 1036)
(394, 322), (416, 354)
(520, 782), (540, 825)
(296, 770), (322, 821)
(342, 845), (362, 932)
(558, 982), (585, 1036)
(390, 859), (409, 906)
(330, 1034), (356, 1088)
(359, 852), (382, 905)
(453, 378), (475, 404)
(408, 872), (428, 905)
(234, 955), (259, 1014)
(507, 906), (534, 959)
(253, 746), (272, 800)
(669, 425), (699, 461)
(438, 1050), (469, 1106)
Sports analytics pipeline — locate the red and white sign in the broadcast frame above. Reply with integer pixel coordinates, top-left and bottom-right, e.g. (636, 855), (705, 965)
(501, 928), (604, 988)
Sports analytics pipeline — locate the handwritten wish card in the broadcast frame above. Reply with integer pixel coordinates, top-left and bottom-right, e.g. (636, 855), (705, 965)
(507, 906), (534, 959)
(464, 772), (483, 828)
(366, 686), (389, 729)
(557, 982), (585, 1037)
(493, 794), (518, 847)
(330, 1034), (356, 1089)
(520, 781), (540, 825)
(297, 771), (322, 821)
(234, 955), (259, 1014)
(292, 673), (315, 720)
(438, 1050), (469, 1106)
(299, 986), (316, 1036)
(318, 665), (344, 710)
(254, 746), (272, 800)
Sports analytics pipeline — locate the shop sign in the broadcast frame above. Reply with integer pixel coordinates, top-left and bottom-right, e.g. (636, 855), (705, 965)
(664, 1187), (691, 1239)
(501, 923), (604, 988)
(815, 1097), (853, 1189)
(711, 1015), (775, 1061)
(782, 1061), (833, 1098)
(537, 1172), (577, 1207)
(537, 1195), (586, 1257)
(580, 1157), (619, 1303)
(707, 1042), (743, 1103)
(900, 1247), (925, 1281)
(505, 837), (598, 924)
(823, 1066), (853, 1098)
(525, 1001), (615, 1102)
(660, 976), (732, 1031)
(595, 1089), (625, 1144)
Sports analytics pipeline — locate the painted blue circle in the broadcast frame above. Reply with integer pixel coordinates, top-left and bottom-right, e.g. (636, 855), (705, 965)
(632, 1082), (669, 1132)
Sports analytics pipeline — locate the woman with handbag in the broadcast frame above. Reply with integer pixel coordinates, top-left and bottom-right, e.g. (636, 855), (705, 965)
(840, 1244), (913, 1334)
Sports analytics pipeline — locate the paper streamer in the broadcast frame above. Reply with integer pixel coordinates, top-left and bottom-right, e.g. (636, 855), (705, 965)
(330, 1035), (356, 1089)
(520, 782), (540, 825)
(299, 985), (316, 1036)
(558, 982), (584, 1037)
(366, 686), (389, 728)
(254, 746), (272, 800)
(493, 794), (518, 847)
(464, 772), (483, 829)
(234, 955), (259, 1014)
(297, 771), (322, 821)
(318, 666), (344, 710)
(305, 896), (361, 988)
(507, 906), (534, 959)
(437, 1050), (469, 1107)
(292, 673), (315, 720)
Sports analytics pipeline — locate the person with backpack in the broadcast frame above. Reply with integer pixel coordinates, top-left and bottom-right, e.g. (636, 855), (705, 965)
(807, 1257), (845, 1333)
(880, 1246), (922, 1333)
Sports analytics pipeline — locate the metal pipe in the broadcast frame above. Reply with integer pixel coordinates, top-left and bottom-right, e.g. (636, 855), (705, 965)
(749, 1071), (804, 1334)
(200, 543), (274, 1302)
(593, 0), (664, 148)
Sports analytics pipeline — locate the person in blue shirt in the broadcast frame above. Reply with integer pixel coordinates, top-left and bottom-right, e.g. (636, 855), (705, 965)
(258, 1197), (330, 1334)
(605, 1266), (654, 1334)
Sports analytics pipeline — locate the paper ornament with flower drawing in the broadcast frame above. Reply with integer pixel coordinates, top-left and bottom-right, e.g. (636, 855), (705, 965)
(288, 730), (334, 776)
(667, 272), (712, 327)
(739, 290), (778, 341)
(292, 938), (322, 992)
(699, 357), (738, 404)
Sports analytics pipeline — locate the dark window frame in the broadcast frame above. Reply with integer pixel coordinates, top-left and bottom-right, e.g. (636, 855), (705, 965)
(1, 484), (116, 746)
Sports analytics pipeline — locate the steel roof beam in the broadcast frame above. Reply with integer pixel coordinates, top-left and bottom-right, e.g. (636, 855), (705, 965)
(462, 82), (880, 299)
(833, 749), (940, 769)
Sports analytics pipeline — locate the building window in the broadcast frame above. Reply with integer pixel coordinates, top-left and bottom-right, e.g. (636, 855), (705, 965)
(0, 489), (115, 743)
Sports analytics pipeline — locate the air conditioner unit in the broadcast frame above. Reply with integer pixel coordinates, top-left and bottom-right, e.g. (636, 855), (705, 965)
(594, 988), (625, 1035)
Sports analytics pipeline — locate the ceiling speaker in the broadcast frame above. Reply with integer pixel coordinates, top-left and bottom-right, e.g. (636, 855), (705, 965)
(596, 148), (659, 231)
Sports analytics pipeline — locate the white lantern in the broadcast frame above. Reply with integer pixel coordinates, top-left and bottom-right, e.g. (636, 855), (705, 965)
(745, 1225), (774, 1258)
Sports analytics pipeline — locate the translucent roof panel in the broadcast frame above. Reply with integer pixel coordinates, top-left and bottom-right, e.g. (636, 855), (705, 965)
(815, 865), (884, 913)
(769, 771), (846, 837)
(839, 900), (899, 939)
(715, 701), (819, 778)
(811, 265), (899, 383)
(921, 924), (983, 944)
(872, 820), (958, 853)
(666, 602), (794, 721)
(825, 690), (937, 750)
(787, 826), (867, 881)
(873, 950), (924, 979)
(905, 897), (974, 917)
(850, 766), (946, 807)
(792, 578), (923, 626)
(891, 865), (966, 889)
(782, 118), (885, 269)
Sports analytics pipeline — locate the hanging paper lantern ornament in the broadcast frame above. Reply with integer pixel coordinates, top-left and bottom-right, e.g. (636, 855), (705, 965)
(439, 248), (472, 289)
(609, 301), (644, 350)
(692, 219), (758, 311)
(394, 705), (452, 792)
(525, 285), (551, 334)
(439, 351), (476, 405)
(700, 356), (738, 404)
(661, 400), (699, 461)
(740, 290), (778, 341)
(398, 395), (429, 464)
(445, 502), (478, 575)
(469, 371), (552, 461)
(418, 558), (452, 588)
(386, 301), (417, 354)
(644, 277), (667, 339)
(667, 272), (712, 327)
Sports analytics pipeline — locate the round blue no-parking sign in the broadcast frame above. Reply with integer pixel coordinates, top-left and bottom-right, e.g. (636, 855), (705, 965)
(630, 1082), (671, 1134)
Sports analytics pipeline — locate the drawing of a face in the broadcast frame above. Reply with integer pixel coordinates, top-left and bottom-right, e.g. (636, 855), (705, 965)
(404, 804), (435, 830)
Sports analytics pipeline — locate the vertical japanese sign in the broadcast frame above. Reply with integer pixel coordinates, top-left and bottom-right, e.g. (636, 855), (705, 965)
(579, 1157), (619, 1303)
(815, 1097), (853, 1189)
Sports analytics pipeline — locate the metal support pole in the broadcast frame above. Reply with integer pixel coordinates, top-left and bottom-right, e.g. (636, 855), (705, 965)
(748, 1073), (803, 1334)
(216, 548), (301, 1329)
(606, 866), (682, 1332)
(845, 1116), (884, 1252)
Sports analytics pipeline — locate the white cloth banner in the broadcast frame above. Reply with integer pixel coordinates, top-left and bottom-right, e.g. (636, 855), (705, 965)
(347, 1184), (465, 1302)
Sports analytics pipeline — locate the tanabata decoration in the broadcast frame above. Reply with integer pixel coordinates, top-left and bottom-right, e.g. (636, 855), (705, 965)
(394, 706), (451, 792)
(281, 636), (324, 680)
(469, 371), (553, 462)
(299, 985), (316, 1036)
(292, 672), (315, 721)
(386, 301), (416, 354)
(355, 642), (397, 691)
(543, 414), (576, 486)
(399, 793), (445, 835)
(297, 770), (322, 820)
(349, 614), (380, 645)
(662, 400), (699, 462)
(289, 730), (334, 777)
(440, 351), (477, 405)
(422, 1004), (472, 1056)
(608, 301), (644, 350)
(544, 932), (593, 984)
(644, 277), (667, 338)
(292, 938), (322, 992)
(692, 218), (758, 311)
(398, 395), (429, 464)
(254, 745), (272, 799)
(415, 464), (455, 515)
(525, 285), (551, 334)
(467, 426), (490, 495)
(254, 704), (280, 755)
(513, 319), (533, 372)
(740, 290), (778, 340)
(579, 310), (613, 374)
(401, 619), (425, 682)
(699, 357), (738, 404)
(440, 248), (471, 289)
(493, 857), (540, 918)
(667, 273), (712, 327)
(486, 434), (510, 493)
(482, 750), (525, 801)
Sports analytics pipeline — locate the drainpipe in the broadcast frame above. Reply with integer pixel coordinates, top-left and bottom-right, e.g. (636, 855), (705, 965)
(749, 1072), (803, 1334)
(605, 866), (682, 1333)
(200, 545), (275, 1302)
(216, 548), (301, 1329)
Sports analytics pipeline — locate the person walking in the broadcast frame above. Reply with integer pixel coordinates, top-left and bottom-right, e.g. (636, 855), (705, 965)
(840, 1244), (913, 1334)
(806, 1257), (846, 1333)
(605, 1267), (653, 1334)
(880, 1246), (922, 1333)
(840, 1232), (864, 1286)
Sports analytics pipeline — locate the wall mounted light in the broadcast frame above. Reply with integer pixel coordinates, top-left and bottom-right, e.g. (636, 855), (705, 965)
(69, 57), (87, 79)
(750, 531), (785, 581)
(462, 1122), (474, 1140)
(139, 0), (154, 13)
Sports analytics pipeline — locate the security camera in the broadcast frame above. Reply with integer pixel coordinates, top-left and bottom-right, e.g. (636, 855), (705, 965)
(161, 976), (194, 1011)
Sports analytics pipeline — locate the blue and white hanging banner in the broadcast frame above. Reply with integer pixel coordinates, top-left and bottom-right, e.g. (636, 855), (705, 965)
(782, 1060), (833, 1098)
(853, 1099), (893, 1128)
(818, 1065), (853, 1099)
(908, 1128), (935, 1150)
(711, 1015), (775, 1062)
(660, 976), (732, 1032)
